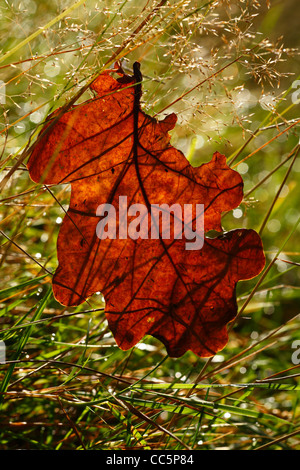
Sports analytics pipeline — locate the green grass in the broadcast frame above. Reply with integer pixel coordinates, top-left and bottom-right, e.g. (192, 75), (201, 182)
(0, 0), (299, 450)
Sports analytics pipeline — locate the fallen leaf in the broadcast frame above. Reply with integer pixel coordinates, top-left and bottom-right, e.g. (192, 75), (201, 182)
(27, 62), (265, 357)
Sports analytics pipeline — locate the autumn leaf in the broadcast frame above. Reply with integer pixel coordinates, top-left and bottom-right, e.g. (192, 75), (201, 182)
(27, 62), (265, 357)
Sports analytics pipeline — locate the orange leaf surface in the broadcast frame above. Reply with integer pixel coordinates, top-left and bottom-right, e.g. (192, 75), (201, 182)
(27, 62), (265, 357)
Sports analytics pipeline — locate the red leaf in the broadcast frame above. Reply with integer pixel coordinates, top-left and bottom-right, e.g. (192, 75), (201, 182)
(27, 62), (265, 357)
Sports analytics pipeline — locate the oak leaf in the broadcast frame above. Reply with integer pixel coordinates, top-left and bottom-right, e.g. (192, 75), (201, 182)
(27, 62), (265, 357)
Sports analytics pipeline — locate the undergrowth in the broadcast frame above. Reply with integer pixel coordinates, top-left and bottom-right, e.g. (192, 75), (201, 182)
(0, 0), (299, 450)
